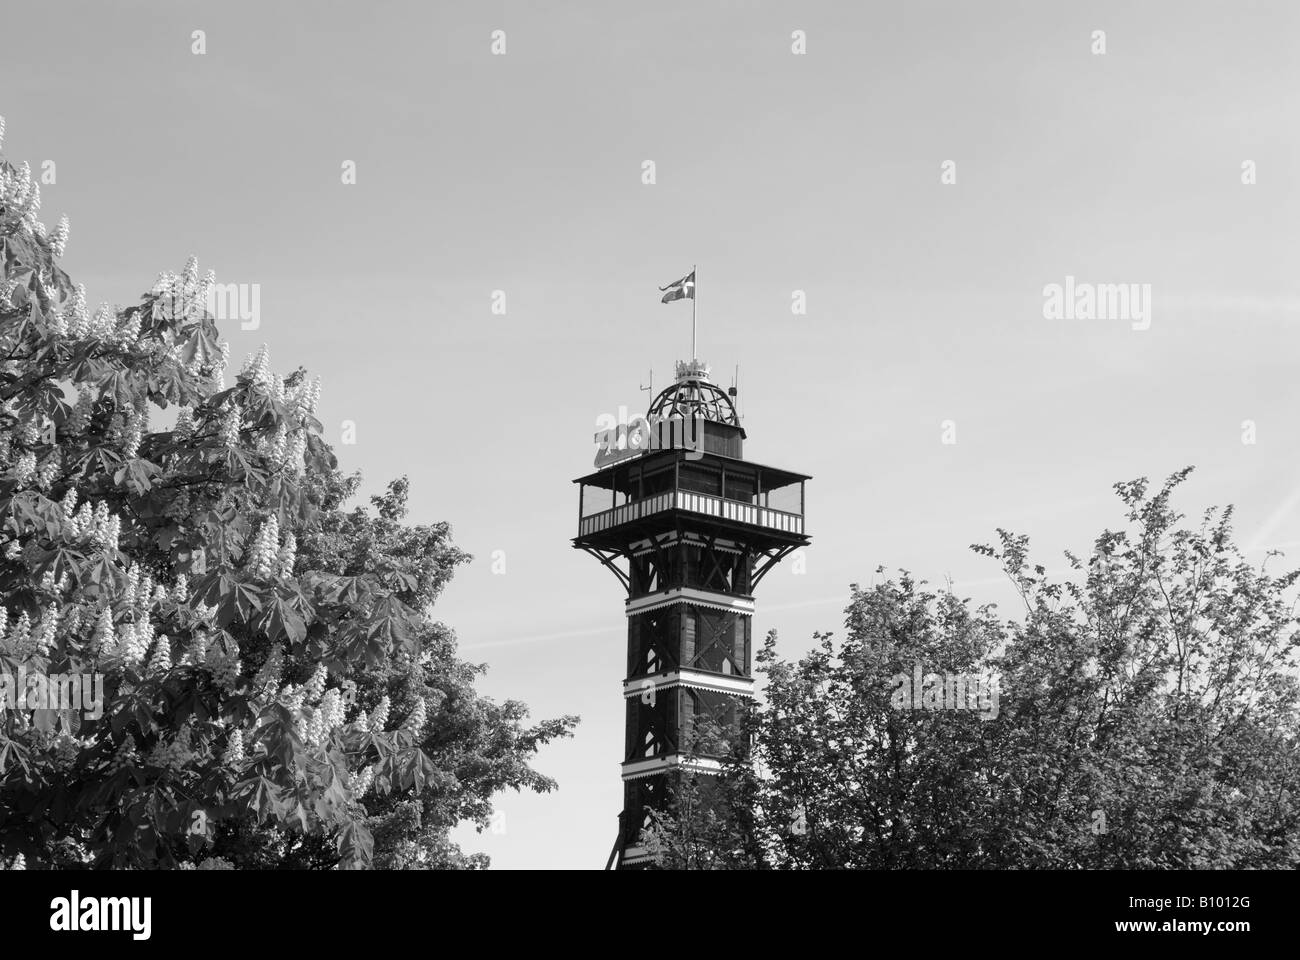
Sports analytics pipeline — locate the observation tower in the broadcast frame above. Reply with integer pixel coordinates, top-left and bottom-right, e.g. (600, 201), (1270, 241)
(574, 357), (810, 868)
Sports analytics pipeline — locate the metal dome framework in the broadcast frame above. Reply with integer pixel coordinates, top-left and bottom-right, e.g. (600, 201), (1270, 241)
(646, 361), (742, 429)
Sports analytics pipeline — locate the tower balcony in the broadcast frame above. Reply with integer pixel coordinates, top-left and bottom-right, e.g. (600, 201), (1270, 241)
(574, 449), (809, 548)
(578, 488), (803, 538)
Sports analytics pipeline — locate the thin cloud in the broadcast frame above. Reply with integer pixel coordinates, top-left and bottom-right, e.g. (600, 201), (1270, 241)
(1245, 484), (1300, 553)
(462, 575), (1017, 651)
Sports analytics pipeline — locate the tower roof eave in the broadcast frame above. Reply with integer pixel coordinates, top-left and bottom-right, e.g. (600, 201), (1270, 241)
(573, 451), (811, 489)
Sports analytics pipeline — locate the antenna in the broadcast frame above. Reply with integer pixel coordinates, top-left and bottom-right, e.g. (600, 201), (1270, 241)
(639, 368), (654, 402)
(730, 364), (741, 420)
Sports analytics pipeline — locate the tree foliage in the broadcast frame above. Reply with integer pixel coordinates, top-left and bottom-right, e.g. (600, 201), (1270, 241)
(0, 138), (576, 870)
(646, 469), (1300, 868)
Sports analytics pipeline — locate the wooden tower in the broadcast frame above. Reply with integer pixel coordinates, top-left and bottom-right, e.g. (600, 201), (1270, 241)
(574, 359), (810, 868)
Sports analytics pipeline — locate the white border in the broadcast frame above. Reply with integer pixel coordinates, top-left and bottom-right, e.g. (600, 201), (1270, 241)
(625, 587), (754, 618)
(621, 754), (724, 781)
(623, 669), (755, 698)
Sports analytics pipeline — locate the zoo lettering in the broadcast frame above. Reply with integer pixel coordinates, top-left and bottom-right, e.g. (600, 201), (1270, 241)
(593, 414), (705, 468)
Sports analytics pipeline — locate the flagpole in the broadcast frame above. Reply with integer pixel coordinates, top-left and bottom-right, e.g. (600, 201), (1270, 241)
(691, 263), (697, 360)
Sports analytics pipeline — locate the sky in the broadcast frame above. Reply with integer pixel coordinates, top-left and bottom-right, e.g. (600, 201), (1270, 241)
(2, 0), (1297, 868)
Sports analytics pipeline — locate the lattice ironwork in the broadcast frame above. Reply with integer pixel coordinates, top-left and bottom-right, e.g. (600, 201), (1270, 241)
(647, 375), (741, 427)
(683, 608), (750, 675)
(628, 607), (681, 677)
(680, 687), (746, 755)
(625, 691), (680, 762)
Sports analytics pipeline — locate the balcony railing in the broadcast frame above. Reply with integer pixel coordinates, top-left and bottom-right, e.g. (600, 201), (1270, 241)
(578, 490), (804, 538)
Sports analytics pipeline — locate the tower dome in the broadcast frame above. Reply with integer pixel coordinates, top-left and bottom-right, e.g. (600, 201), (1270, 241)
(646, 359), (744, 436)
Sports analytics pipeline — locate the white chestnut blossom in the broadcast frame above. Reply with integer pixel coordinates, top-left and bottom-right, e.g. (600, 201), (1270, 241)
(248, 345), (272, 392)
(219, 407), (241, 447)
(66, 290), (89, 338)
(102, 514), (121, 552)
(252, 644), (284, 692)
(35, 457), (58, 490)
(285, 430), (307, 475)
(119, 618), (152, 668)
(147, 637), (172, 675)
(120, 410), (144, 459)
(224, 728), (245, 764)
(87, 501), (109, 546)
(32, 604), (59, 655)
(402, 697), (427, 734)
(276, 532), (297, 578)
(173, 405), (195, 441)
(197, 270), (215, 315)
(303, 663), (327, 703)
(91, 609), (114, 649)
(13, 452), (36, 486)
(368, 695), (390, 732)
(266, 422), (287, 463)
(248, 515), (280, 578)
(349, 765), (374, 796)
(49, 215), (69, 257)
(4, 612), (31, 653)
(90, 303), (115, 339)
(115, 310), (141, 346)
(122, 563), (141, 607)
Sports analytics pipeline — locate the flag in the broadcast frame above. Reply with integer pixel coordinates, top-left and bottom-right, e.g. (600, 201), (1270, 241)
(659, 270), (695, 304)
